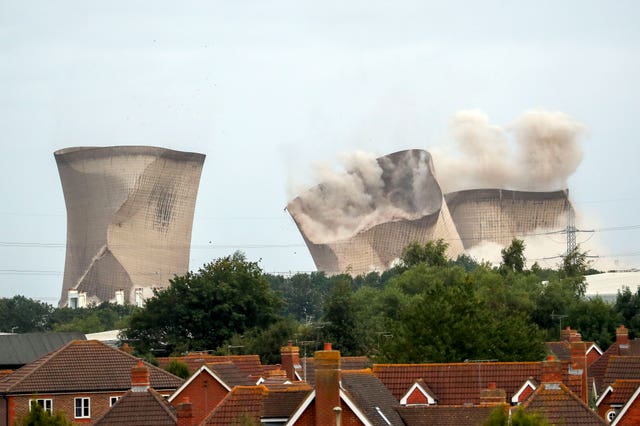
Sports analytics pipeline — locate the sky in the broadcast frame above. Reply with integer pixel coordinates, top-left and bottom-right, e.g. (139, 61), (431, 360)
(1, 1), (639, 303)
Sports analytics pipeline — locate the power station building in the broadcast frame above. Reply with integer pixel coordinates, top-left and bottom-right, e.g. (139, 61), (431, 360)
(288, 149), (574, 276)
(55, 146), (205, 307)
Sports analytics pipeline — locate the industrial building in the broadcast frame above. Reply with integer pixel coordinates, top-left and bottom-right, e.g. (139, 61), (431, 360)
(55, 146), (205, 307)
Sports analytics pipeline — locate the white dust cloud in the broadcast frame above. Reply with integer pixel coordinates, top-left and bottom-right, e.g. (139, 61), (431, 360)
(432, 110), (585, 193)
(287, 150), (442, 243)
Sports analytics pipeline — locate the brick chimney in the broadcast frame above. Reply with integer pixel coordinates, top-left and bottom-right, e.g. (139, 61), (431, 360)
(617, 325), (630, 355)
(281, 340), (300, 381)
(569, 331), (582, 343)
(314, 343), (340, 426)
(541, 355), (563, 384)
(560, 326), (572, 342)
(570, 341), (587, 403)
(120, 343), (133, 354)
(176, 397), (194, 426)
(480, 382), (506, 406)
(131, 360), (150, 392)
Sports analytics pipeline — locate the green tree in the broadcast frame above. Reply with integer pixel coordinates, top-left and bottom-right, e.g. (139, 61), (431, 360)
(615, 286), (640, 339)
(0, 296), (52, 333)
(164, 359), (191, 379)
(401, 239), (449, 268)
(484, 405), (549, 425)
(500, 239), (526, 274)
(242, 317), (301, 364)
(382, 264), (545, 363)
(560, 246), (591, 278)
(569, 297), (621, 349)
(123, 252), (282, 355)
(322, 275), (363, 355)
(21, 402), (71, 426)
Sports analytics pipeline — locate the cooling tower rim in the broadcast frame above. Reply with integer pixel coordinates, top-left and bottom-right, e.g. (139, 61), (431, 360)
(286, 148), (432, 204)
(54, 146), (206, 163)
(444, 188), (570, 203)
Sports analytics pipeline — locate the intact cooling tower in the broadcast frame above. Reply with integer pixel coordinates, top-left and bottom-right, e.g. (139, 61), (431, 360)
(55, 146), (205, 307)
(444, 189), (573, 249)
(287, 150), (463, 276)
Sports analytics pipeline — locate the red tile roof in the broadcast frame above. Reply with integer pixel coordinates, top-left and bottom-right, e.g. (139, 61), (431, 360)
(589, 340), (640, 394)
(300, 356), (372, 385)
(206, 362), (255, 387)
(599, 380), (640, 406)
(373, 361), (584, 405)
(603, 357), (640, 390)
(201, 386), (267, 425)
(523, 383), (606, 425)
(262, 388), (311, 418)
(94, 388), (177, 426)
(158, 353), (263, 376)
(0, 340), (184, 394)
(397, 405), (495, 426)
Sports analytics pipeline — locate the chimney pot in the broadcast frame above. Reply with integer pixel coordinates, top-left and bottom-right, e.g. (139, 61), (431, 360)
(324, 342), (332, 351)
(488, 382), (496, 390)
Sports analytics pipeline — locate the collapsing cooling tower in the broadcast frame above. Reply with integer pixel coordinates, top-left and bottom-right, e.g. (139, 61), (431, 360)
(55, 146), (205, 306)
(444, 189), (573, 249)
(287, 150), (463, 276)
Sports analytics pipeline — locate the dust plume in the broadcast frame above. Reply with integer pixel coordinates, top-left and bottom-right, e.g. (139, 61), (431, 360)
(287, 150), (442, 243)
(432, 110), (585, 193)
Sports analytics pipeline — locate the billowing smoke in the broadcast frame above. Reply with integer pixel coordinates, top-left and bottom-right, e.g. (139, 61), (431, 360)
(287, 109), (586, 251)
(287, 150), (442, 243)
(432, 110), (585, 193)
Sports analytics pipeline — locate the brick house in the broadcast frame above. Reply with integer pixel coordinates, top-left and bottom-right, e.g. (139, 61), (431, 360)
(167, 362), (256, 425)
(596, 380), (640, 423)
(200, 385), (310, 425)
(94, 360), (185, 426)
(547, 326), (603, 367)
(285, 343), (404, 426)
(590, 325), (640, 397)
(0, 340), (183, 425)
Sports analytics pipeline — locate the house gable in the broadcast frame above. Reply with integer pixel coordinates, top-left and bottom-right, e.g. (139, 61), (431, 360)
(168, 365), (231, 425)
(511, 379), (537, 405)
(611, 385), (640, 426)
(400, 381), (437, 405)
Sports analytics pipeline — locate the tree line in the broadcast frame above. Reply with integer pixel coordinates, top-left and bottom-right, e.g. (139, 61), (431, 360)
(3, 240), (640, 365)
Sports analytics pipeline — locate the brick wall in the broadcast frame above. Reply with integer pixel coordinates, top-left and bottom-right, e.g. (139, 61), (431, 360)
(170, 372), (229, 425)
(10, 392), (126, 425)
(617, 400), (640, 426)
(406, 389), (428, 405)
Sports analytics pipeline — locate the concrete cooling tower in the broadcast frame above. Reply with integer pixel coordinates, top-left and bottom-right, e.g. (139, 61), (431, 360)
(55, 146), (205, 307)
(287, 150), (464, 276)
(444, 189), (573, 250)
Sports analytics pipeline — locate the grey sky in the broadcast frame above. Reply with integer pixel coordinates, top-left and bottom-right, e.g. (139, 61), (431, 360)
(1, 1), (639, 303)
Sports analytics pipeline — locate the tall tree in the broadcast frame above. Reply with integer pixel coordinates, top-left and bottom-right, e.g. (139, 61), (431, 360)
(500, 239), (526, 274)
(322, 276), (363, 355)
(401, 239), (449, 268)
(0, 296), (52, 333)
(382, 264), (545, 363)
(124, 252), (282, 355)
